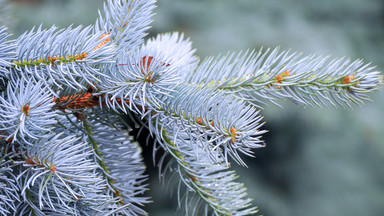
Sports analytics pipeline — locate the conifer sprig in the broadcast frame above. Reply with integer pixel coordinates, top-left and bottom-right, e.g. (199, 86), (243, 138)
(0, 26), (15, 79)
(53, 111), (149, 215)
(158, 130), (258, 216)
(0, 0), (382, 215)
(0, 160), (19, 215)
(150, 84), (266, 166)
(14, 133), (108, 215)
(187, 48), (382, 108)
(11, 25), (115, 94)
(95, 0), (156, 55)
(0, 78), (57, 145)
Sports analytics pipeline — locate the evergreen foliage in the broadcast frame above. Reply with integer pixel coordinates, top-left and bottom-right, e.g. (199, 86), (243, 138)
(0, 0), (382, 215)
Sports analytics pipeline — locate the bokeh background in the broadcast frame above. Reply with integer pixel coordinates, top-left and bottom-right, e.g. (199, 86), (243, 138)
(2, 0), (384, 215)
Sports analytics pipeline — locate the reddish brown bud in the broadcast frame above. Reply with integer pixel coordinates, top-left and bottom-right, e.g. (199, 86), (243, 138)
(196, 117), (203, 125)
(22, 104), (30, 116)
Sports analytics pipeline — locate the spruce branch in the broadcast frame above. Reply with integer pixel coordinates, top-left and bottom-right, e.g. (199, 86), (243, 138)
(157, 128), (258, 215)
(187, 48), (382, 108)
(0, 0), (382, 215)
(0, 78), (57, 145)
(99, 49), (179, 114)
(10, 25), (115, 94)
(13, 133), (108, 215)
(0, 26), (16, 79)
(150, 84), (266, 166)
(0, 158), (19, 215)
(54, 110), (150, 215)
(95, 0), (156, 56)
(99, 32), (198, 115)
(141, 32), (199, 79)
(86, 112), (149, 216)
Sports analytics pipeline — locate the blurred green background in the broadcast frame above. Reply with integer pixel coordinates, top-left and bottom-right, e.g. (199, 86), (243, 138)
(3, 0), (384, 215)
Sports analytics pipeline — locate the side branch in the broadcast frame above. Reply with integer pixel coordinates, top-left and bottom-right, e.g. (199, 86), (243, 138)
(82, 119), (125, 206)
(158, 129), (258, 215)
(188, 48), (383, 108)
(13, 53), (88, 68)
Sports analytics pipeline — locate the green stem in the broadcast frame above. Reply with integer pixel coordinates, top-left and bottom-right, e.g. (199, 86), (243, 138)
(199, 74), (361, 91)
(82, 119), (124, 204)
(161, 129), (232, 216)
(13, 53), (88, 68)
